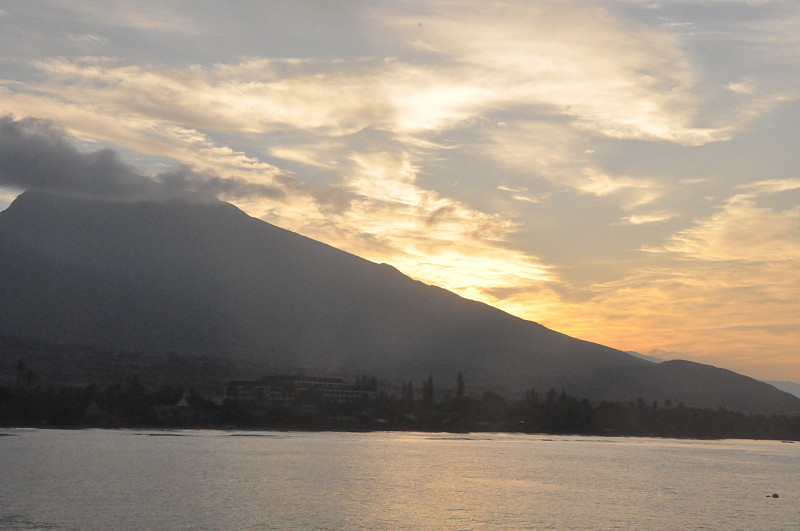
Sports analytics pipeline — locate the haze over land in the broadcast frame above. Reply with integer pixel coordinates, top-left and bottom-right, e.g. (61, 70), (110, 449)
(1, 1), (799, 382)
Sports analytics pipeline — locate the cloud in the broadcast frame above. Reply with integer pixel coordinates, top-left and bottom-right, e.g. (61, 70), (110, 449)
(25, 0), (743, 146)
(497, 186), (546, 204)
(0, 115), (152, 198)
(52, 0), (201, 34)
(386, 0), (726, 145)
(67, 33), (108, 52)
(5, 0), (786, 223)
(156, 164), (286, 201)
(0, 87), (293, 199)
(4, 0), (799, 380)
(577, 169), (663, 209)
(261, 144), (558, 307)
(650, 183), (800, 262)
(0, 115), (284, 201)
(619, 210), (678, 225)
(483, 121), (665, 209)
(30, 56), (396, 136)
(577, 181), (798, 376)
(666, 200), (800, 262)
(736, 178), (800, 195)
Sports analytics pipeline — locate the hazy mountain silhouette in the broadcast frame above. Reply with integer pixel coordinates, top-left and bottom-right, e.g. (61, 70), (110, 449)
(1, 191), (798, 413)
(626, 351), (665, 364)
(765, 380), (800, 400)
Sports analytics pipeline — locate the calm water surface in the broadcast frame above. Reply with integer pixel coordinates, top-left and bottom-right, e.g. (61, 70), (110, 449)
(0, 429), (797, 530)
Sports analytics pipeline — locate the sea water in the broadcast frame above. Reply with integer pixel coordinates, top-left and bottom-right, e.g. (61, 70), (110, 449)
(0, 429), (797, 530)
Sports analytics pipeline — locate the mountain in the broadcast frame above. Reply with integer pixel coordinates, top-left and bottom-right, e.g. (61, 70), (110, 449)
(765, 381), (800, 400)
(626, 351), (665, 364)
(584, 360), (800, 414)
(1, 191), (798, 414)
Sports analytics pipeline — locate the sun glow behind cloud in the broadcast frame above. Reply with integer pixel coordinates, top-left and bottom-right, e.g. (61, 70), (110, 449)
(1, 0), (800, 380)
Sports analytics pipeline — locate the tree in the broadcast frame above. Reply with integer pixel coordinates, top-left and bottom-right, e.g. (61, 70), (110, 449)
(456, 371), (465, 400)
(546, 388), (558, 405)
(23, 368), (37, 387)
(14, 361), (27, 387)
(422, 375), (434, 408)
(402, 380), (414, 403)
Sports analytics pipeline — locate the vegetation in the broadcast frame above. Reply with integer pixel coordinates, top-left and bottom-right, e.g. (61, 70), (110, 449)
(1, 371), (799, 441)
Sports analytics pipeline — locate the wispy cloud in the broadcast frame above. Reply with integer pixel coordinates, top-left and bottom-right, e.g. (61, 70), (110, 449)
(67, 33), (108, 52)
(619, 210), (678, 225)
(292, 146), (558, 300)
(736, 178), (800, 195)
(577, 169), (663, 209)
(482, 121), (665, 209)
(386, 0), (726, 144)
(665, 202), (800, 262)
(26, 0), (754, 148)
(52, 0), (201, 34)
(651, 182), (800, 262)
(497, 186), (546, 204)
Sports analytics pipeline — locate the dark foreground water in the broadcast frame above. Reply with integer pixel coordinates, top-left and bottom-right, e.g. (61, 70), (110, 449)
(0, 429), (797, 530)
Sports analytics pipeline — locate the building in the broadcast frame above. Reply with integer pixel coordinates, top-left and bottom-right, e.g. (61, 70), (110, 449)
(223, 374), (376, 409)
(222, 380), (266, 405)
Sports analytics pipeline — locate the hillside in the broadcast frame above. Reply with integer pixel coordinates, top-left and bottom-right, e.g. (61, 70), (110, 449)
(1, 191), (798, 413)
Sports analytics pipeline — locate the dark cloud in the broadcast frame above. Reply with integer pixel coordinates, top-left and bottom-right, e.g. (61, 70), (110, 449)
(0, 115), (155, 198)
(157, 165), (285, 201)
(0, 115), (284, 201)
(425, 205), (456, 227)
(314, 185), (354, 215)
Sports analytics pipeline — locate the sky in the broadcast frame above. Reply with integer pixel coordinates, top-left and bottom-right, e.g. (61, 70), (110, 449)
(1, 0), (799, 382)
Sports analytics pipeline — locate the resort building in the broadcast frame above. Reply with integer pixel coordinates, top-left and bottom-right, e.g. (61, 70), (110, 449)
(223, 374), (376, 408)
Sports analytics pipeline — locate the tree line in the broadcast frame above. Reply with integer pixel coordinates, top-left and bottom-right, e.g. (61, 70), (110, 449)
(1, 370), (799, 441)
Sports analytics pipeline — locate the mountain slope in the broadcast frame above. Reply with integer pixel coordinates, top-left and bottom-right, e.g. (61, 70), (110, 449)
(1, 191), (798, 413)
(583, 360), (800, 413)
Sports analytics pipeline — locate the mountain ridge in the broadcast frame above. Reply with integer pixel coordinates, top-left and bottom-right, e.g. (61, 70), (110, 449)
(1, 190), (798, 413)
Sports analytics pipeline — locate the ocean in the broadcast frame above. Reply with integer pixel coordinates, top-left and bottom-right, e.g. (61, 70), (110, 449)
(1, 429), (797, 529)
